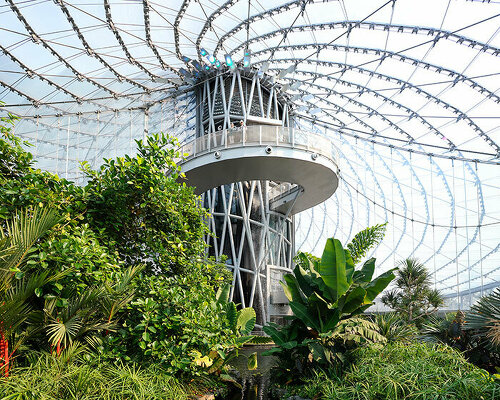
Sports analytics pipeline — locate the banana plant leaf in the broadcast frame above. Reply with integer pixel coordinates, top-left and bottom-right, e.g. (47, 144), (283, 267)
(353, 258), (376, 283)
(364, 268), (397, 302)
(319, 239), (349, 302)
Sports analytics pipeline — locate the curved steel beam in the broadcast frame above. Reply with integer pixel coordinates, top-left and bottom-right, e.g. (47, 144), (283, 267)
(6, 0), (120, 99)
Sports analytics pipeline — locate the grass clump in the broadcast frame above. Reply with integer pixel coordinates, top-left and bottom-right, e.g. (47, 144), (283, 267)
(287, 341), (499, 400)
(0, 352), (208, 400)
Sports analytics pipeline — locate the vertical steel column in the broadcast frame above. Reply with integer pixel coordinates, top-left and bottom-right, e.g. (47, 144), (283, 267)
(65, 116), (70, 179)
(143, 108), (149, 143)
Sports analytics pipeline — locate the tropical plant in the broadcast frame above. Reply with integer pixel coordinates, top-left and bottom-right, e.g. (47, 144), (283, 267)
(280, 238), (396, 335)
(420, 311), (466, 346)
(346, 222), (387, 265)
(41, 265), (143, 356)
(0, 206), (62, 377)
(420, 309), (500, 372)
(465, 288), (500, 349)
(381, 258), (444, 323)
(189, 283), (266, 380)
(0, 351), (202, 400)
(263, 234), (396, 377)
(285, 341), (499, 400)
(372, 312), (418, 342)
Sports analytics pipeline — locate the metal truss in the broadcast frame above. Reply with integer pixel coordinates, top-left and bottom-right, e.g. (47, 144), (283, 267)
(174, 0), (191, 59)
(54, 0), (151, 92)
(250, 44), (500, 154)
(272, 56), (496, 147)
(142, 0), (173, 72)
(212, 0), (311, 56)
(203, 181), (294, 325)
(6, 0), (122, 100)
(225, 21), (500, 59)
(196, 0), (239, 63)
(249, 43), (500, 106)
(103, 0), (161, 83)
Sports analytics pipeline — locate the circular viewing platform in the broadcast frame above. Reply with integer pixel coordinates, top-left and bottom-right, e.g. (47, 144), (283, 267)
(176, 125), (339, 215)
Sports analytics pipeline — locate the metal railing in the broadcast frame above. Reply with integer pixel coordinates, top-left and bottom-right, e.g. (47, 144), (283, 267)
(177, 125), (338, 164)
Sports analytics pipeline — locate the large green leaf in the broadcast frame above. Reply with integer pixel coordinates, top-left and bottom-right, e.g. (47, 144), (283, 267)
(216, 283), (231, 304)
(289, 301), (320, 331)
(308, 341), (330, 364)
(281, 274), (305, 304)
(342, 286), (367, 314)
(226, 302), (237, 331)
(236, 307), (256, 335)
(322, 308), (340, 332)
(319, 238), (349, 302)
(262, 325), (287, 345)
(353, 258), (376, 283)
(345, 250), (355, 284)
(364, 268), (397, 302)
(293, 265), (314, 298)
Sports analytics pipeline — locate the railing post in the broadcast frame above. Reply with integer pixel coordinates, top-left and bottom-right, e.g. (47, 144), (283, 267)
(276, 126), (279, 146)
(225, 128), (227, 148)
(259, 126), (262, 145)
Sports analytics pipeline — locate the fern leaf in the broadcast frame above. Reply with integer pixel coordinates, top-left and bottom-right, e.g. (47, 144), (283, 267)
(347, 223), (387, 265)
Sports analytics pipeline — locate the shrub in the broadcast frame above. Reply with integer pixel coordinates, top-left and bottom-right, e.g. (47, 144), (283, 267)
(371, 312), (418, 343)
(83, 133), (209, 275)
(286, 341), (499, 400)
(100, 267), (239, 377)
(0, 351), (201, 400)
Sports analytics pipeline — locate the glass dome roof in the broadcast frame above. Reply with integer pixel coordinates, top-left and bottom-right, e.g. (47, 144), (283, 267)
(1, 0), (499, 307)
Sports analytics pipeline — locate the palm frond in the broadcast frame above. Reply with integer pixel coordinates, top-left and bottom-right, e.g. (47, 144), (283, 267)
(465, 288), (500, 349)
(46, 315), (83, 348)
(0, 206), (60, 287)
(346, 223), (387, 265)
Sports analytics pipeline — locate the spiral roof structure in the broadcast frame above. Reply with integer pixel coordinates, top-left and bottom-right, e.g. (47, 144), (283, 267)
(1, 0), (500, 307)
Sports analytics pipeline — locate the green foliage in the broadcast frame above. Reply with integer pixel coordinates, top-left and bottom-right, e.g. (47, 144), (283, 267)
(420, 310), (500, 372)
(264, 233), (395, 379)
(381, 258), (444, 323)
(283, 238), (396, 334)
(83, 133), (209, 275)
(0, 352), (201, 400)
(0, 207), (62, 336)
(0, 110), (27, 180)
(0, 114), (85, 221)
(0, 117), (238, 385)
(346, 222), (387, 265)
(466, 288), (500, 350)
(421, 311), (465, 346)
(371, 312), (418, 343)
(99, 269), (252, 378)
(285, 341), (499, 400)
(25, 223), (122, 297)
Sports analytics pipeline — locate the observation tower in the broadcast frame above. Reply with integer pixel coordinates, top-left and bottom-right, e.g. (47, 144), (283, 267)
(176, 62), (339, 325)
